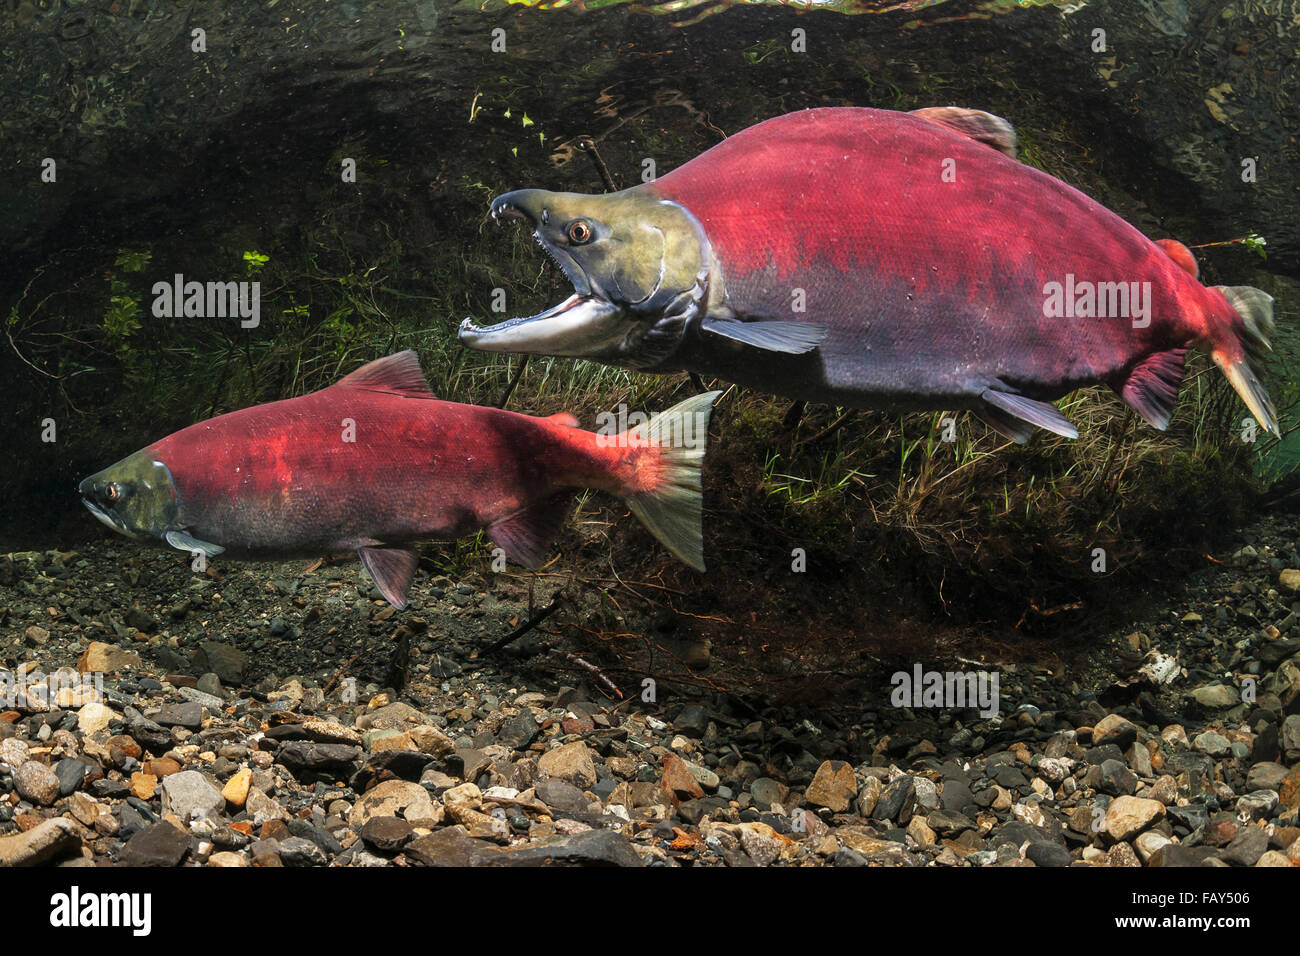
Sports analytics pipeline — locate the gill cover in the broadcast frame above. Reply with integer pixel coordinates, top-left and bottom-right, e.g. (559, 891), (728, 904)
(78, 451), (182, 542)
(458, 187), (714, 369)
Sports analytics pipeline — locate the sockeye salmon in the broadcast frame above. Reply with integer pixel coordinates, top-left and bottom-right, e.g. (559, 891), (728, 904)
(459, 107), (1277, 442)
(79, 351), (720, 607)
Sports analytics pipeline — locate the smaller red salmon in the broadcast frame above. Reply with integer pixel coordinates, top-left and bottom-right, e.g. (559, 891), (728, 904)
(79, 351), (720, 607)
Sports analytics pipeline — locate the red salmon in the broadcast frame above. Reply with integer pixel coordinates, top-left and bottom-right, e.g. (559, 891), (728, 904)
(79, 351), (719, 606)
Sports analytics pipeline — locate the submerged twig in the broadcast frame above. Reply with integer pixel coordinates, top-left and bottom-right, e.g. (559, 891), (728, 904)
(497, 355), (529, 408)
(798, 409), (856, 448)
(578, 136), (618, 192)
(322, 647), (367, 696)
(481, 590), (564, 655)
(551, 649), (623, 699)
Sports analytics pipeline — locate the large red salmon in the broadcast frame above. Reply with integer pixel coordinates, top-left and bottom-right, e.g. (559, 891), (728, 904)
(79, 351), (720, 607)
(459, 107), (1275, 442)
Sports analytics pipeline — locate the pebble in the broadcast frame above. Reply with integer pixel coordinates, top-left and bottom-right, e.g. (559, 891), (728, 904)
(495, 712), (538, 749)
(805, 760), (857, 812)
(872, 775), (915, 823)
(537, 741), (597, 790)
(155, 701), (204, 729)
(1219, 827), (1269, 866)
(1025, 841), (1071, 867)
(1256, 850), (1292, 866)
(1193, 731), (1231, 756)
(131, 772), (158, 800)
(221, 767), (252, 807)
(750, 777), (786, 811)
(118, 821), (192, 866)
(278, 836), (329, 866)
(0, 737), (29, 767)
(54, 758), (86, 796)
(361, 815), (414, 852)
(1236, 790), (1279, 820)
(1191, 685), (1240, 709)
(1093, 714), (1139, 749)
(348, 779), (439, 828)
(208, 850), (248, 867)
(14, 760), (60, 806)
(246, 788), (290, 826)
(673, 704), (710, 738)
(76, 702), (118, 734)
(159, 770), (224, 823)
(77, 642), (142, 674)
(196, 642), (247, 684)
(911, 776), (939, 812)
(661, 753), (705, 803)
(1133, 830), (1172, 862)
(1105, 796), (1165, 841)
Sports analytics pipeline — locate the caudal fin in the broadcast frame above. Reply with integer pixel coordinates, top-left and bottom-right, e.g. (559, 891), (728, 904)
(621, 391), (722, 572)
(1209, 285), (1278, 437)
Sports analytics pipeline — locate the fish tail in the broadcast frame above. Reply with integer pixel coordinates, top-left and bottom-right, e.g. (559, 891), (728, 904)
(618, 391), (722, 572)
(1206, 285), (1278, 437)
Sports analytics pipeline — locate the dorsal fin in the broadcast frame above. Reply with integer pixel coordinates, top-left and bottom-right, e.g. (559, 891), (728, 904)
(545, 412), (581, 428)
(335, 351), (435, 399)
(910, 107), (1017, 159)
(1155, 239), (1199, 280)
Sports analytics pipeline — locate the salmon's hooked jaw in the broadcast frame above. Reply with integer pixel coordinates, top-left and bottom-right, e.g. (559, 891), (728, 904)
(78, 452), (181, 543)
(459, 187), (715, 370)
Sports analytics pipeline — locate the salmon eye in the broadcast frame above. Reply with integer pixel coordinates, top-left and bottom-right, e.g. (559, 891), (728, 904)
(104, 483), (120, 503)
(567, 220), (593, 244)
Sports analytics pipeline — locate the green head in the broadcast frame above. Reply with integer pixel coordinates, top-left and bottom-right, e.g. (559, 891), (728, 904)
(458, 187), (716, 369)
(78, 451), (179, 542)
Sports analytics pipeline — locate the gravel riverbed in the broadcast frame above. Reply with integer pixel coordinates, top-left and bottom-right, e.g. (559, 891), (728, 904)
(1, 516), (1298, 868)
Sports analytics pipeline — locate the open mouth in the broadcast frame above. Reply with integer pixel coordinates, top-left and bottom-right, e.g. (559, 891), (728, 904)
(457, 293), (621, 355)
(459, 195), (619, 354)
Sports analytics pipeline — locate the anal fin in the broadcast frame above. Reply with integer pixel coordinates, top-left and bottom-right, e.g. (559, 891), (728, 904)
(488, 493), (575, 570)
(358, 545), (419, 609)
(979, 389), (1078, 442)
(1116, 348), (1187, 430)
(701, 317), (826, 354)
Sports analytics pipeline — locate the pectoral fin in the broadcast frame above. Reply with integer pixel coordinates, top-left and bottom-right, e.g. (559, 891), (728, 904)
(358, 545), (419, 609)
(978, 389), (1078, 443)
(165, 530), (225, 557)
(701, 317), (827, 354)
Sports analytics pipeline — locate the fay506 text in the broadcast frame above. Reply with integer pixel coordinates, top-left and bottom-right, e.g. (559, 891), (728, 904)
(1201, 892), (1250, 905)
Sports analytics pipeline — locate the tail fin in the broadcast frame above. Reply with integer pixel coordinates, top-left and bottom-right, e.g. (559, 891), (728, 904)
(1209, 285), (1278, 437)
(621, 391), (722, 572)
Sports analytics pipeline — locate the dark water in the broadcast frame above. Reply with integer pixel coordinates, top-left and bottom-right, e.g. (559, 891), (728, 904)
(1, 0), (1297, 551)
